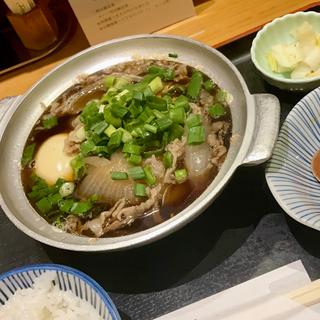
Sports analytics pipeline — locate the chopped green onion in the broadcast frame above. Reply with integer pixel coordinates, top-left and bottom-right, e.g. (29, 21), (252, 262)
(29, 177), (53, 200)
(163, 151), (173, 168)
(122, 142), (142, 154)
(132, 91), (144, 101)
(89, 132), (103, 145)
(59, 182), (75, 197)
(186, 114), (202, 128)
(58, 199), (75, 213)
(142, 130), (156, 140)
(108, 130), (123, 149)
(91, 121), (108, 135)
(114, 77), (129, 89)
(132, 126), (147, 138)
(144, 123), (157, 134)
(169, 124), (184, 141)
(162, 131), (169, 148)
(21, 143), (35, 167)
(28, 181), (51, 201)
(70, 155), (85, 180)
(216, 89), (227, 102)
(187, 125), (206, 145)
(143, 86), (153, 98)
(153, 109), (165, 119)
(104, 107), (122, 128)
(208, 103), (226, 119)
(71, 201), (93, 215)
(42, 115), (58, 129)
(128, 166), (146, 180)
(94, 146), (109, 155)
(36, 197), (52, 214)
(174, 168), (188, 184)
(138, 110), (150, 122)
(139, 73), (158, 86)
(128, 154), (142, 165)
(47, 193), (62, 205)
(80, 139), (96, 156)
(134, 183), (146, 197)
(148, 65), (175, 81)
(145, 115), (155, 124)
(104, 124), (116, 137)
(174, 95), (189, 111)
(114, 89), (130, 101)
(168, 52), (178, 58)
(143, 165), (156, 186)
(111, 171), (128, 180)
(187, 71), (202, 100)
(163, 95), (173, 104)
(148, 76), (163, 94)
(119, 128), (133, 143)
(169, 107), (185, 124)
(28, 173), (96, 218)
(131, 129), (139, 138)
(203, 79), (215, 91)
(146, 106), (155, 116)
(53, 178), (65, 192)
(100, 88), (117, 103)
(156, 117), (173, 132)
(146, 96), (167, 111)
(110, 102), (128, 118)
(104, 75), (115, 88)
(147, 65), (163, 74)
(80, 101), (103, 128)
(133, 127), (143, 138)
(128, 101), (143, 118)
(124, 119), (142, 132)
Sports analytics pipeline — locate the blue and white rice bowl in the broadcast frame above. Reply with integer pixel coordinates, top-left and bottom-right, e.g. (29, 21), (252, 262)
(266, 87), (320, 230)
(0, 264), (120, 320)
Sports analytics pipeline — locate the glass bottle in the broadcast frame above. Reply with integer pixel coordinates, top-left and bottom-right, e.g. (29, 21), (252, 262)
(5, 0), (59, 50)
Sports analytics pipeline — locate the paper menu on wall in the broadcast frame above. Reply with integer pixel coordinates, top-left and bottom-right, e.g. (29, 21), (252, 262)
(68, 0), (195, 45)
(156, 260), (320, 320)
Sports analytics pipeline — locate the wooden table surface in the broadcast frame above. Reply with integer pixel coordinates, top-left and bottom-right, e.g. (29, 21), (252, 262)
(0, 0), (318, 99)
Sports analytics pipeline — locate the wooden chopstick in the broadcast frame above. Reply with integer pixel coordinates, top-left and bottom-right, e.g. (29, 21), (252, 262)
(287, 279), (320, 307)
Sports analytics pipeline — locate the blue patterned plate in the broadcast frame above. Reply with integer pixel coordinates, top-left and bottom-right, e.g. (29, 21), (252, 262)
(266, 87), (320, 230)
(0, 264), (121, 319)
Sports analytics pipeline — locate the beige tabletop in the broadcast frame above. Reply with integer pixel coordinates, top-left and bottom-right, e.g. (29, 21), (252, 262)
(0, 0), (317, 99)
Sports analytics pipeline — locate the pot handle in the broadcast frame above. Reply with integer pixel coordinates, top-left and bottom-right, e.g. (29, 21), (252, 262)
(242, 93), (280, 166)
(0, 97), (19, 130)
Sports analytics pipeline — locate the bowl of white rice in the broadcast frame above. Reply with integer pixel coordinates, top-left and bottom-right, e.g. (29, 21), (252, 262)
(0, 264), (121, 320)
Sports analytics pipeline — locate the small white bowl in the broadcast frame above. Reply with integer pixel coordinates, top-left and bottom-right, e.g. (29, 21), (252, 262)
(251, 11), (320, 91)
(0, 264), (121, 319)
(266, 87), (320, 231)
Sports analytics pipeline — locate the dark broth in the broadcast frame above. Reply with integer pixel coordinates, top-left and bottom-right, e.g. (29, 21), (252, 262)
(106, 171), (216, 237)
(21, 59), (232, 237)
